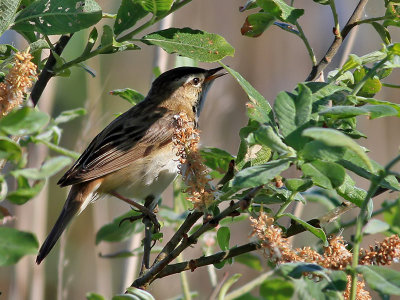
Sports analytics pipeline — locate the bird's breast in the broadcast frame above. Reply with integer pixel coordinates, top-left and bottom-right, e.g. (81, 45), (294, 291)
(98, 145), (179, 202)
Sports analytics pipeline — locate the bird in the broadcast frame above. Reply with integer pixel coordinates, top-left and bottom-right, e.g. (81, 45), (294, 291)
(36, 66), (226, 264)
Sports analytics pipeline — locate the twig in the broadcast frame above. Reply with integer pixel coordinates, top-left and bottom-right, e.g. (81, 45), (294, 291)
(131, 186), (263, 289)
(153, 211), (203, 263)
(350, 154), (400, 300)
(295, 21), (317, 66)
(208, 272), (229, 300)
(30, 34), (73, 106)
(155, 242), (260, 279)
(306, 0), (369, 81)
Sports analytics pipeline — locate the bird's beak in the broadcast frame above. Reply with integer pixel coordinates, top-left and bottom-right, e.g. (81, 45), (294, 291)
(204, 67), (227, 82)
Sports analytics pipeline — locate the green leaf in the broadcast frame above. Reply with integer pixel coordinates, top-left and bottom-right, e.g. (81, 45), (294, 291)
(300, 140), (346, 162)
(7, 180), (45, 205)
(0, 227), (38, 266)
(358, 77), (382, 97)
(256, 0), (304, 24)
(371, 22), (391, 44)
(125, 287), (155, 300)
(338, 152), (400, 192)
(110, 88), (145, 105)
(217, 226), (230, 251)
(241, 12), (276, 37)
(319, 106), (369, 119)
(200, 147), (234, 175)
(124, 287), (155, 300)
(234, 252), (263, 271)
(0, 136), (22, 163)
(114, 0), (149, 35)
(232, 158), (292, 188)
(11, 156), (72, 180)
(13, 0), (102, 35)
(96, 210), (143, 244)
(341, 54), (362, 72)
(54, 108), (86, 125)
(86, 293), (106, 300)
(282, 213), (328, 245)
(82, 27), (98, 56)
(99, 25), (140, 54)
(218, 273), (242, 300)
(335, 173), (366, 207)
(247, 125), (295, 155)
(301, 161), (345, 189)
(384, 3), (400, 27)
(0, 176), (7, 202)
(302, 128), (373, 171)
(260, 278), (294, 300)
(358, 96), (400, 117)
(284, 178), (313, 192)
(0, 107), (50, 136)
(357, 265), (400, 295)
(278, 262), (324, 278)
(383, 200), (400, 234)
(0, 0), (21, 36)
(220, 63), (275, 125)
(363, 104), (398, 119)
(363, 218), (390, 235)
(142, 28), (235, 62)
(139, 0), (173, 16)
(274, 84), (313, 149)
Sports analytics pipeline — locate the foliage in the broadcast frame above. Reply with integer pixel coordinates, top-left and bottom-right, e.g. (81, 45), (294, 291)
(0, 0), (400, 300)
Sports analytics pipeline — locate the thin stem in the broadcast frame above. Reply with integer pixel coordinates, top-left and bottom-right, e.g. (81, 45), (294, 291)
(329, 0), (341, 38)
(306, 0), (369, 81)
(349, 154), (400, 300)
(116, 0), (193, 42)
(351, 56), (389, 96)
(339, 198), (400, 229)
(353, 16), (391, 26)
(295, 21), (317, 66)
(275, 192), (297, 219)
(177, 254), (192, 300)
(382, 82), (400, 89)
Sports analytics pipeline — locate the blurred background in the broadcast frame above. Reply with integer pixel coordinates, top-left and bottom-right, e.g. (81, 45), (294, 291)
(1, 0), (400, 299)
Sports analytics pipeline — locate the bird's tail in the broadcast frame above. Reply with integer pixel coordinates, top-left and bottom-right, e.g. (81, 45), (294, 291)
(36, 181), (98, 264)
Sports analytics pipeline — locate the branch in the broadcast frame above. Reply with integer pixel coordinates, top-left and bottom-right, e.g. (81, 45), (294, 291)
(306, 0), (369, 81)
(155, 242), (260, 279)
(130, 186), (263, 289)
(285, 183), (392, 238)
(30, 34), (73, 106)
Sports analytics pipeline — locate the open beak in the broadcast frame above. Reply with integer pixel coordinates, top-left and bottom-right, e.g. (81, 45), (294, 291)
(204, 67), (227, 82)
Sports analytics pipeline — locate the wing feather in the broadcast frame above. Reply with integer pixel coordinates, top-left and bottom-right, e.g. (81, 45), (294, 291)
(58, 104), (175, 187)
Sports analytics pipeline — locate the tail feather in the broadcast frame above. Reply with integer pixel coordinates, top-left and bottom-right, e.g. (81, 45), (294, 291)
(36, 181), (98, 264)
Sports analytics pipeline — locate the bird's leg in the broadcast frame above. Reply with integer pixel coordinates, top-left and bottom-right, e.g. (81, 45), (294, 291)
(140, 195), (156, 274)
(111, 192), (160, 232)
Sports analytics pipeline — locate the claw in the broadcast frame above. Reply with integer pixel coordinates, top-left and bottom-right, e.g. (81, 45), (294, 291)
(119, 214), (144, 227)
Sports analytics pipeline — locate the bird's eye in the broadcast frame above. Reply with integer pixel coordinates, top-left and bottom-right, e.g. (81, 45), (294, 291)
(192, 77), (200, 86)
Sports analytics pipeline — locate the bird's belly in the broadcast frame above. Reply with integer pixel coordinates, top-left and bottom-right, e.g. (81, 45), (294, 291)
(99, 148), (179, 202)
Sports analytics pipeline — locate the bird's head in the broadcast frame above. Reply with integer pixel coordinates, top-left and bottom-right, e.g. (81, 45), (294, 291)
(148, 66), (226, 121)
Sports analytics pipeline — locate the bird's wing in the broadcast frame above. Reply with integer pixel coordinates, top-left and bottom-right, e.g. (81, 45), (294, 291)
(58, 104), (175, 187)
